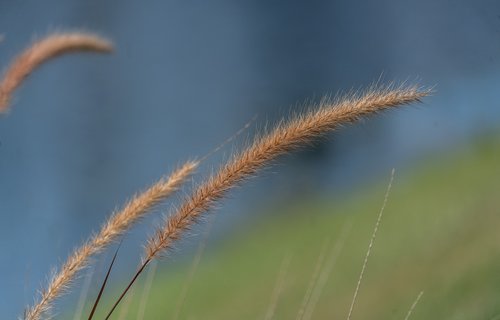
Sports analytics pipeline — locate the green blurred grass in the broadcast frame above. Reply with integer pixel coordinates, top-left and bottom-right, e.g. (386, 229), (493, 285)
(91, 135), (500, 319)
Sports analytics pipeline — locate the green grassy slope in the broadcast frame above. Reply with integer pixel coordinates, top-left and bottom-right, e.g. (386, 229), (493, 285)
(94, 136), (500, 319)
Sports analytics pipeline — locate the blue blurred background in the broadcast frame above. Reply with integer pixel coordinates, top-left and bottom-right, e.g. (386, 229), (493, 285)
(1, 0), (500, 318)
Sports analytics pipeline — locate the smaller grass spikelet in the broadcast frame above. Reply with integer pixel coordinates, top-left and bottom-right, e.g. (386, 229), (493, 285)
(0, 32), (112, 113)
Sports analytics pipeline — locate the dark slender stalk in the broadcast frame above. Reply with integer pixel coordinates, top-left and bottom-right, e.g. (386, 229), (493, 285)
(88, 242), (121, 320)
(104, 259), (151, 320)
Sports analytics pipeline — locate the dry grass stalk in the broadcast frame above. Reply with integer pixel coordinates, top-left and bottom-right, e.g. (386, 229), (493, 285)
(264, 251), (293, 320)
(145, 86), (426, 262)
(104, 85), (428, 317)
(173, 216), (215, 320)
(117, 283), (136, 320)
(296, 237), (331, 320)
(0, 32), (112, 113)
(404, 291), (424, 320)
(25, 161), (198, 320)
(71, 266), (95, 320)
(302, 221), (352, 320)
(346, 168), (395, 320)
(136, 261), (158, 320)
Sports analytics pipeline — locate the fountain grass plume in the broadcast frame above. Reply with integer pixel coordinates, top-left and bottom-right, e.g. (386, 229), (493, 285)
(145, 85), (427, 262)
(0, 32), (112, 113)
